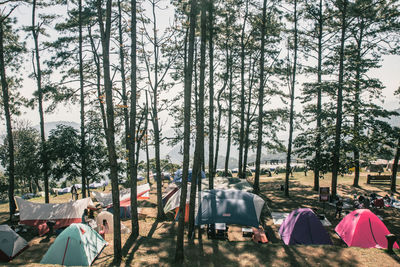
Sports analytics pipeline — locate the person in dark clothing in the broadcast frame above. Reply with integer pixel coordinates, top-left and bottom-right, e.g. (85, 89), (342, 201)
(71, 185), (78, 200)
(335, 198), (343, 218)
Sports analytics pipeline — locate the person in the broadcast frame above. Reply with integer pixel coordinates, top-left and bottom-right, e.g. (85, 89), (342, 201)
(102, 219), (110, 234)
(363, 195), (370, 209)
(82, 209), (88, 224)
(71, 185), (78, 201)
(335, 198), (343, 219)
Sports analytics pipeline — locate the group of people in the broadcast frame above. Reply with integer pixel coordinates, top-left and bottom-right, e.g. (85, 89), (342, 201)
(82, 208), (110, 238)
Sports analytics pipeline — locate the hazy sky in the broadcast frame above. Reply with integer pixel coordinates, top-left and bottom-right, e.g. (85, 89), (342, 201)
(1, 2), (399, 135)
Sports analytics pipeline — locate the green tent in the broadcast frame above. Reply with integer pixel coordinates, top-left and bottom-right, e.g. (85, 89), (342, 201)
(40, 223), (107, 266)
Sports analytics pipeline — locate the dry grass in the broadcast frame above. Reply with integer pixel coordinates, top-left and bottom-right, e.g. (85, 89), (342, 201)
(1, 171), (400, 266)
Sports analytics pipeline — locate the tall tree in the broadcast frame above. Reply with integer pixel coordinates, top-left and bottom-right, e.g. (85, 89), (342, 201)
(31, 0), (50, 203)
(128, 0), (139, 238)
(331, 0), (349, 199)
(188, 0), (207, 240)
(254, 0), (268, 194)
(175, 0), (196, 262)
(0, 6), (18, 218)
(284, 0), (299, 197)
(208, 0), (214, 189)
(96, 0), (122, 260)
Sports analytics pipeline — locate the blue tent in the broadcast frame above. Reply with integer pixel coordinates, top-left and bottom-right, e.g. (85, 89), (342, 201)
(173, 169), (205, 183)
(195, 189), (265, 227)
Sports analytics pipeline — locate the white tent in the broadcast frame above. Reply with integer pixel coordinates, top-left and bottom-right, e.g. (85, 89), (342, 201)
(0, 225), (29, 262)
(92, 183), (150, 208)
(95, 211), (130, 234)
(15, 197), (95, 236)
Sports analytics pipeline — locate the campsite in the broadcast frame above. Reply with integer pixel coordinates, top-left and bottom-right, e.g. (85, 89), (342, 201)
(0, 170), (399, 266)
(1, 0), (400, 266)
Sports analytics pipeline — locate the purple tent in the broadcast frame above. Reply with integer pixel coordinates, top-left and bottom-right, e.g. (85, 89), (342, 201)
(279, 208), (332, 245)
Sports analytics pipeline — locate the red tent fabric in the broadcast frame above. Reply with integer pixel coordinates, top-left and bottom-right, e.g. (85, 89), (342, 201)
(335, 209), (399, 249)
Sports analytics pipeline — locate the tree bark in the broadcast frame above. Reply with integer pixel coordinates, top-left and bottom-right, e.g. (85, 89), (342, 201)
(0, 20), (17, 219)
(214, 88), (224, 174)
(391, 137), (400, 192)
(331, 0), (348, 200)
(224, 52), (233, 175)
(32, 0), (49, 203)
(78, 0), (87, 198)
(313, 0), (323, 191)
(352, 20), (364, 187)
(96, 0), (122, 260)
(254, 0), (267, 194)
(188, 0), (206, 240)
(285, 0), (298, 197)
(238, 0), (249, 179)
(175, 0), (197, 262)
(208, 0), (214, 189)
(129, 0), (139, 238)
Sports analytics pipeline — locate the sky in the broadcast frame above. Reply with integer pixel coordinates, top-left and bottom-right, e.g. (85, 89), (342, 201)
(1, 1), (399, 136)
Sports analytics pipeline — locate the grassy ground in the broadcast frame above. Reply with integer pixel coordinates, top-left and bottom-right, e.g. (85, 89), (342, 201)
(1, 171), (400, 266)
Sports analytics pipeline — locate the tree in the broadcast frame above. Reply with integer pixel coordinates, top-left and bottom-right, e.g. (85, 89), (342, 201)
(96, 0), (122, 260)
(0, 5), (20, 219)
(284, 0), (299, 197)
(128, 0), (139, 238)
(175, 0), (196, 262)
(188, 0), (207, 240)
(254, 0), (268, 194)
(331, 0), (349, 200)
(208, 0), (214, 189)
(31, 0), (53, 203)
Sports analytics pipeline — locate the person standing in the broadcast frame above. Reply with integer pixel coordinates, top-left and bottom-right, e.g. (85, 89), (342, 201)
(71, 185), (78, 200)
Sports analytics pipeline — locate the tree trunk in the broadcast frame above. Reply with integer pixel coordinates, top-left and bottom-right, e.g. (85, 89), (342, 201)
(96, 0), (121, 260)
(32, 0), (49, 203)
(284, 0), (298, 197)
(331, 0), (348, 200)
(188, 0), (206, 240)
(175, 0), (197, 262)
(0, 21), (17, 219)
(313, 0), (323, 191)
(146, 94), (151, 185)
(224, 52), (233, 175)
(391, 137), (400, 192)
(238, 0), (249, 179)
(254, 0), (267, 194)
(214, 88), (224, 174)
(208, 0), (214, 189)
(129, 0), (139, 238)
(352, 20), (364, 188)
(78, 0), (87, 198)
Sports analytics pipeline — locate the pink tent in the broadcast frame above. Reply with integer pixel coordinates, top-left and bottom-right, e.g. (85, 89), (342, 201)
(335, 209), (399, 249)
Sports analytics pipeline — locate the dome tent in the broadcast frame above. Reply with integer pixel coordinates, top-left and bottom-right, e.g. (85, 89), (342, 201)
(335, 209), (399, 249)
(279, 208), (332, 245)
(40, 223), (106, 266)
(0, 225), (29, 262)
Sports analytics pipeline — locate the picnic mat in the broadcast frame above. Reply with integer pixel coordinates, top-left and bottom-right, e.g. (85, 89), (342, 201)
(271, 212), (331, 226)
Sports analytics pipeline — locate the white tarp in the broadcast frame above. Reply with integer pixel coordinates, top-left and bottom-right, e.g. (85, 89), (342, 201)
(92, 183), (150, 207)
(15, 197), (95, 222)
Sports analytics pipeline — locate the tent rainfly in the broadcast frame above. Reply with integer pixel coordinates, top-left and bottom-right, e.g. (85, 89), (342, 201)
(279, 208), (332, 245)
(92, 183), (150, 208)
(15, 197), (95, 236)
(195, 189), (265, 227)
(0, 225), (29, 262)
(335, 209), (399, 249)
(40, 223), (106, 266)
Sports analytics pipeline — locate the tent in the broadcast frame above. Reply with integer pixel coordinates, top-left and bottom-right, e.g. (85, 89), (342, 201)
(40, 223), (106, 266)
(89, 180), (108, 189)
(278, 208), (332, 245)
(335, 209), (399, 249)
(15, 197), (95, 236)
(173, 169), (206, 183)
(95, 211), (130, 234)
(92, 183), (150, 208)
(195, 189), (264, 227)
(0, 225), (29, 262)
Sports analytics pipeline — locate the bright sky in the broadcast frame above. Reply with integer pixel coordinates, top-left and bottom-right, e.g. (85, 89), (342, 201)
(1, 2), (399, 135)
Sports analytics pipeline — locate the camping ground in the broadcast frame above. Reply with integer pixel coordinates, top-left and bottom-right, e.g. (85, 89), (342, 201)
(1, 171), (400, 266)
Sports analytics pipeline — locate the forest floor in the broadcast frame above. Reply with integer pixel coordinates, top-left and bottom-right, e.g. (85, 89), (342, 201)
(1, 171), (400, 266)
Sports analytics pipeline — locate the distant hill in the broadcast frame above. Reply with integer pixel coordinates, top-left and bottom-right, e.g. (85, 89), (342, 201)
(33, 121), (80, 137)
